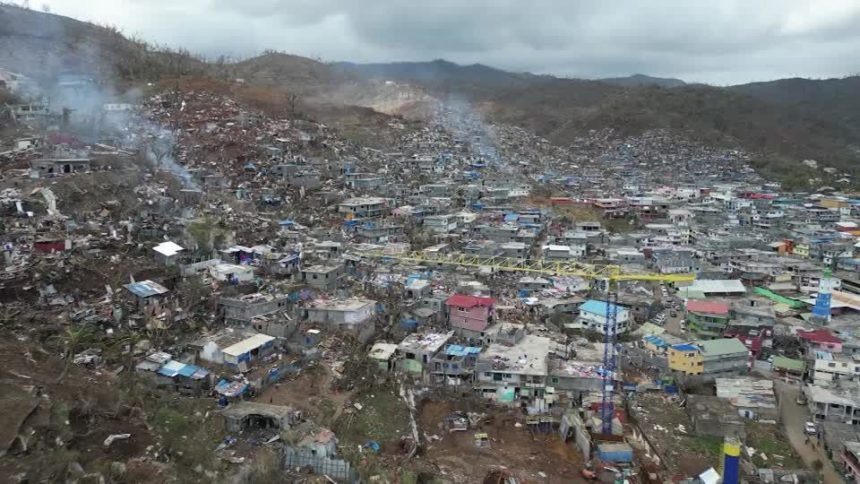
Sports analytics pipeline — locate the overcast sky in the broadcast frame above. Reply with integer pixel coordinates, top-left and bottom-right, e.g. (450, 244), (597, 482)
(38, 0), (860, 85)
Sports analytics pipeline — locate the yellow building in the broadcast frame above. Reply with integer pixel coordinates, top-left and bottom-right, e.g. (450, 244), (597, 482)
(668, 343), (704, 375)
(820, 198), (850, 209)
(794, 243), (810, 258)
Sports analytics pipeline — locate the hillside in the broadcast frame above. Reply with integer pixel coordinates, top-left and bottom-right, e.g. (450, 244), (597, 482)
(731, 76), (860, 132)
(598, 73), (687, 88)
(0, 4), (205, 83)
(2, 5), (859, 187)
(339, 59), (860, 185)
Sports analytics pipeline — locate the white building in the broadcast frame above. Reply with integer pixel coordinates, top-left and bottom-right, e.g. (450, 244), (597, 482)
(812, 351), (860, 387)
(577, 300), (632, 335)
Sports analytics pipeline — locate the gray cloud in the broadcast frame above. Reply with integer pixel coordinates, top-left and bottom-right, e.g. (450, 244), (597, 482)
(42, 0), (860, 84)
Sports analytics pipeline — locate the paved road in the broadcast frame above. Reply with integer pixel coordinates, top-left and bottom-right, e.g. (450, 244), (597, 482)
(774, 381), (844, 483)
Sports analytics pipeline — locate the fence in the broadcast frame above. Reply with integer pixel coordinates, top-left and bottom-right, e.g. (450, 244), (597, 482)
(179, 258), (221, 276)
(283, 448), (360, 483)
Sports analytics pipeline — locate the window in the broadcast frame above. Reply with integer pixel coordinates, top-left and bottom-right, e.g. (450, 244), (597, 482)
(829, 362), (837, 368)
(551, 377), (559, 384)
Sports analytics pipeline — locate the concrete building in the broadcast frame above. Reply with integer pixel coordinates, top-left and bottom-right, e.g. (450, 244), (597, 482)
(475, 333), (553, 409)
(577, 300), (632, 335)
(806, 384), (860, 425)
(445, 294), (495, 340)
(337, 197), (387, 219)
(668, 338), (749, 376)
(304, 298), (376, 342)
(31, 157), (91, 175)
(686, 300), (731, 338)
(811, 352), (860, 387)
(424, 214), (458, 234)
(219, 293), (292, 337)
(301, 264), (344, 290)
(396, 331), (454, 374)
(841, 441), (860, 482)
(152, 241), (185, 266)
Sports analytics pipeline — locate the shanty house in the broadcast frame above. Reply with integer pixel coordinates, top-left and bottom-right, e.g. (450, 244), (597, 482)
(153, 241), (184, 266)
(124, 280), (169, 308)
(33, 235), (69, 253)
(220, 333), (276, 369)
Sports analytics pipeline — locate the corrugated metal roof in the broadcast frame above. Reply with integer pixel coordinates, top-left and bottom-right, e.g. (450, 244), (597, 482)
(686, 300), (730, 315)
(222, 334), (275, 357)
(772, 356), (805, 371)
(688, 279), (747, 294)
(698, 338), (748, 356)
(125, 280), (168, 298)
(157, 360), (185, 377)
(153, 241), (184, 256)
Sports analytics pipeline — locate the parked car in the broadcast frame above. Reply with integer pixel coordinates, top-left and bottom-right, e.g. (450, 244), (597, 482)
(804, 421), (817, 435)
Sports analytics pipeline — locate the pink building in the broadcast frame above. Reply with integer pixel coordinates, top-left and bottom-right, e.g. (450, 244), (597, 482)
(797, 328), (843, 353)
(843, 442), (860, 484)
(446, 294), (495, 334)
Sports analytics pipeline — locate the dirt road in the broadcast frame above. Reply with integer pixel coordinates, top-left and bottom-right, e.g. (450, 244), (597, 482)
(775, 381), (844, 484)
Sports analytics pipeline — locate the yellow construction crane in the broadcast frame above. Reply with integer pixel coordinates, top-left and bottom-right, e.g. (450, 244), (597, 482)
(359, 249), (695, 435)
(358, 251), (696, 283)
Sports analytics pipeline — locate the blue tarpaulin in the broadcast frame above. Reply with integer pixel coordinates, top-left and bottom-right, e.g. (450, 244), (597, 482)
(215, 379), (248, 397)
(445, 345), (481, 357)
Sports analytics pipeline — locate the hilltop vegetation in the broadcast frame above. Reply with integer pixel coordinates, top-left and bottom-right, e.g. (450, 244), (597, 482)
(2, 4), (859, 187)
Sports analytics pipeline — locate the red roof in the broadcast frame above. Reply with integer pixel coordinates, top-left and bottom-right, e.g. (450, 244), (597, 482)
(686, 300), (730, 315)
(445, 294), (495, 308)
(797, 329), (842, 344)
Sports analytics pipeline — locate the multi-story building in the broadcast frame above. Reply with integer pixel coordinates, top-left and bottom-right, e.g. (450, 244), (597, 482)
(668, 339), (749, 376)
(577, 300), (632, 335)
(445, 294), (495, 340)
(686, 300), (731, 338)
(811, 351), (860, 387)
(798, 329), (844, 355)
(474, 334), (552, 408)
(337, 197), (388, 219)
(806, 384), (860, 425)
(724, 324), (773, 360)
(841, 442), (860, 483)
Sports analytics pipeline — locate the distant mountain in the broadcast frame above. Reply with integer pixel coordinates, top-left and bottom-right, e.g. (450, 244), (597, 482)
(2, 4), (859, 188)
(731, 76), (860, 131)
(598, 73), (687, 88)
(339, 59), (860, 186)
(334, 59), (551, 100)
